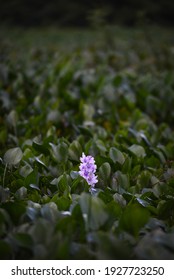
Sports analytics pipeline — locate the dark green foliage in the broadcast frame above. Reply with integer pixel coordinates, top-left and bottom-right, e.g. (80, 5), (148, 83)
(0, 27), (174, 259)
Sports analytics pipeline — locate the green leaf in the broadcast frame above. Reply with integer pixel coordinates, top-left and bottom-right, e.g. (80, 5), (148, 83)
(50, 142), (68, 163)
(52, 195), (71, 211)
(128, 144), (146, 158)
(107, 201), (122, 220)
(40, 202), (59, 222)
(68, 140), (82, 161)
(32, 140), (49, 155)
(137, 170), (152, 188)
(113, 193), (126, 208)
(99, 162), (111, 181)
(122, 156), (132, 173)
(112, 171), (130, 191)
(57, 174), (71, 195)
(70, 171), (79, 180)
(6, 110), (18, 129)
(29, 184), (40, 191)
(4, 147), (23, 165)
(0, 240), (12, 260)
(77, 125), (93, 137)
(95, 139), (107, 153)
(26, 207), (39, 221)
(25, 169), (39, 188)
(35, 156), (49, 171)
(15, 187), (27, 200)
(0, 186), (10, 203)
(151, 147), (166, 164)
(1, 201), (26, 225)
(20, 164), (33, 178)
(136, 198), (150, 207)
(10, 233), (34, 249)
(119, 203), (150, 237)
(158, 199), (174, 220)
(109, 147), (125, 165)
(79, 192), (108, 231)
(98, 189), (113, 204)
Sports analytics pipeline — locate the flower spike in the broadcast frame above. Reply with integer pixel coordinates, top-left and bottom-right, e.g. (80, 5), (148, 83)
(79, 153), (98, 187)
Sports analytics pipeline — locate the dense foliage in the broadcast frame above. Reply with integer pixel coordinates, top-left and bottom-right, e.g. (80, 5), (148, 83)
(0, 27), (174, 260)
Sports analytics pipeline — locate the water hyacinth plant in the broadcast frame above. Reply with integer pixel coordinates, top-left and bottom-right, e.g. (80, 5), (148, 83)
(1, 27), (174, 260)
(79, 153), (98, 188)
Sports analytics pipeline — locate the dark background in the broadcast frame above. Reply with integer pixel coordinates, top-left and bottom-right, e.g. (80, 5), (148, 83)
(0, 0), (174, 27)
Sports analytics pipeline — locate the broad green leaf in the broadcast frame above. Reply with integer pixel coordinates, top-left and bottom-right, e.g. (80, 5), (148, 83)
(0, 240), (12, 259)
(35, 156), (49, 170)
(128, 144), (146, 158)
(4, 147), (23, 165)
(19, 164), (33, 178)
(1, 201), (26, 225)
(99, 162), (111, 181)
(40, 202), (59, 222)
(107, 201), (122, 220)
(119, 203), (150, 237)
(0, 128), (7, 145)
(52, 195), (71, 211)
(77, 125), (93, 137)
(151, 147), (166, 163)
(26, 207), (40, 221)
(95, 139), (107, 153)
(29, 184), (40, 191)
(136, 198), (150, 207)
(109, 147), (125, 165)
(32, 140), (49, 155)
(122, 156), (132, 173)
(10, 233), (33, 249)
(137, 170), (152, 188)
(15, 187), (27, 200)
(112, 171), (130, 191)
(98, 189), (113, 204)
(57, 174), (71, 195)
(50, 142), (68, 163)
(70, 171), (79, 179)
(6, 110), (18, 129)
(68, 140), (82, 161)
(28, 219), (53, 245)
(158, 199), (174, 220)
(0, 186), (10, 203)
(25, 169), (39, 189)
(79, 192), (108, 231)
(113, 193), (126, 208)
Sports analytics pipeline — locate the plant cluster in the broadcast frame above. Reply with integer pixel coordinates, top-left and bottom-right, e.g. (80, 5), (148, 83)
(0, 27), (174, 259)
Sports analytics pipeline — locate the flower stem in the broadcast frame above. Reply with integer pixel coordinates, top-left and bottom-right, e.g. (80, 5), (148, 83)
(3, 164), (7, 188)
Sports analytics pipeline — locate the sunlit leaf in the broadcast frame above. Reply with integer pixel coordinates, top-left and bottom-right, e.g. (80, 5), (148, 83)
(128, 144), (146, 158)
(4, 147), (23, 165)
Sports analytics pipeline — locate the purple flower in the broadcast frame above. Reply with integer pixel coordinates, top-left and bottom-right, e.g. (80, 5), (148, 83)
(79, 153), (98, 187)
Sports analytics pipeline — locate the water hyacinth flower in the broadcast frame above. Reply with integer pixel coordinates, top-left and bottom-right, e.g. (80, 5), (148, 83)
(79, 153), (98, 188)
